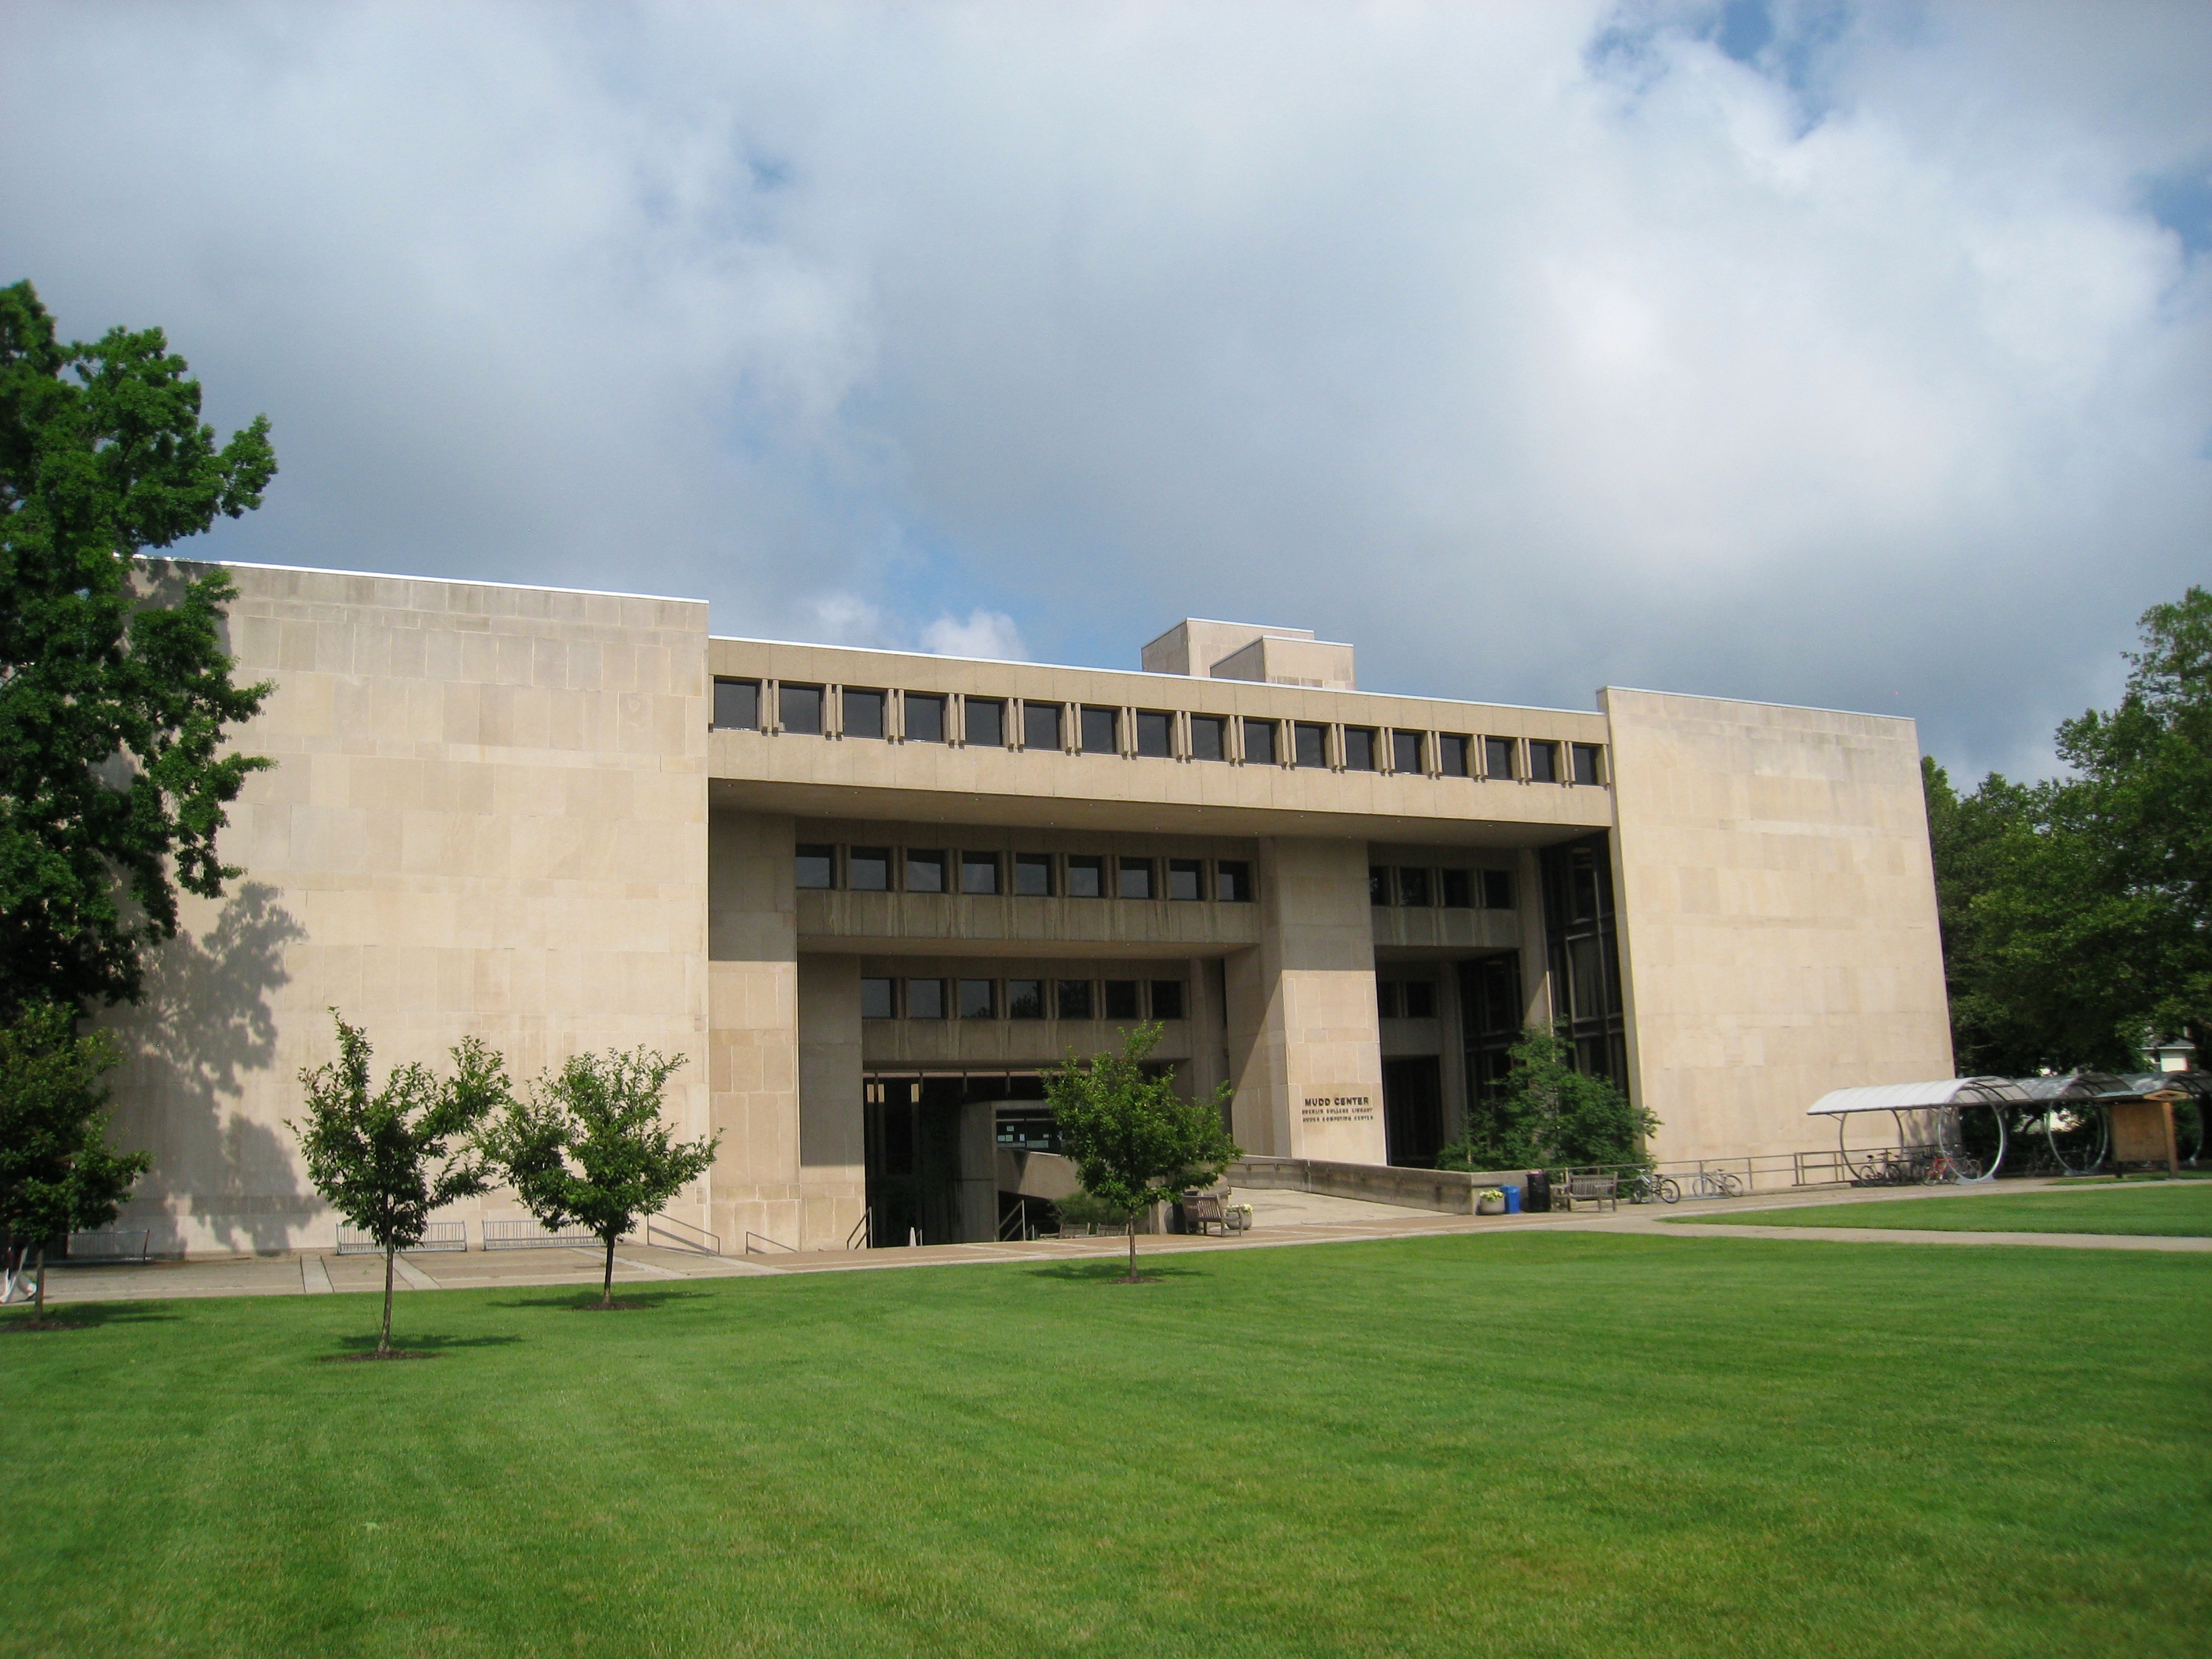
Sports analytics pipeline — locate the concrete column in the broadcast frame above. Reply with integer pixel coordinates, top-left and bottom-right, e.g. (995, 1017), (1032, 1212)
(707, 811), (802, 1251)
(1517, 847), (1552, 1029)
(956, 1101), (998, 1243)
(797, 955), (866, 1249)
(1225, 838), (1386, 1164)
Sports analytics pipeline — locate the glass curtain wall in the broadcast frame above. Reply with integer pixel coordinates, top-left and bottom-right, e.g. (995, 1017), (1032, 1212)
(1540, 834), (1628, 1085)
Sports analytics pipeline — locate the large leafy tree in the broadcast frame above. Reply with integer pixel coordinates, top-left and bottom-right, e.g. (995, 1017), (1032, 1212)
(1, 279), (278, 1019)
(1047, 1023), (1238, 1282)
(482, 1049), (717, 1309)
(1439, 1024), (1659, 1174)
(290, 1014), (510, 1357)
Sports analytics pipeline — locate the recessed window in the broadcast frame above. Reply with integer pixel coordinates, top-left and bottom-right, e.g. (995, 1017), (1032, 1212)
(1080, 705), (1118, 754)
(1056, 979), (1093, 1019)
(1441, 869), (1473, 909)
(1397, 867), (1431, 907)
(1572, 743), (1603, 785)
(1168, 858), (1204, 901)
(1294, 722), (1328, 769)
(843, 688), (885, 739)
(959, 979), (996, 1019)
(1216, 860), (1253, 903)
(1190, 716), (1226, 762)
(905, 849), (946, 894)
(861, 977), (895, 1019)
(1103, 980), (1141, 1020)
(961, 851), (1000, 895)
(1529, 741), (1559, 783)
(796, 844), (835, 890)
(1014, 853), (1052, 897)
(849, 846), (890, 892)
(1344, 727), (1376, 771)
(1370, 865), (1391, 906)
(906, 978), (945, 1019)
(1391, 731), (1422, 775)
(712, 678), (759, 731)
(1150, 981), (1185, 1020)
(1437, 734), (1469, 778)
(1403, 981), (1437, 1019)
(1067, 855), (1105, 898)
(1024, 701), (1062, 751)
(1376, 981), (1401, 1018)
(1484, 737), (1515, 780)
(1481, 869), (1515, 909)
(1243, 719), (1277, 766)
(1118, 857), (1154, 900)
(966, 697), (1005, 747)
(1007, 979), (1044, 1019)
(905, 694), (946, 744)
(781, 684), (824, 735)
(1135, 711), (1172, 758)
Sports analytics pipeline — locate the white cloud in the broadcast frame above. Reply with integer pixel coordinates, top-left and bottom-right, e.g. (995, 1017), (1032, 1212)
(921, 611), (1029, 663)
(1, 1), (2205, 778)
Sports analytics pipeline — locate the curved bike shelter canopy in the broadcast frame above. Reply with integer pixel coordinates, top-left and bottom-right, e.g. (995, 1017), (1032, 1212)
(1807, 1077), (2031, 1182)
(1808, 1071), (2207, 1179)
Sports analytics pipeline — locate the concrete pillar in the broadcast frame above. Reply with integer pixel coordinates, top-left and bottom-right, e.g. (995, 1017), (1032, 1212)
(956, 1101), (998, 1242)
(797, 955), (866, 1249)
(706, 811), (801, 1251)
(1516, 846), (1552, 1029)
(1225, 838), (1387, 1163)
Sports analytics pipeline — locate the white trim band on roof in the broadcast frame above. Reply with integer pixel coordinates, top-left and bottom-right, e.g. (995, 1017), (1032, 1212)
(1808, 1078), (2031, 1116)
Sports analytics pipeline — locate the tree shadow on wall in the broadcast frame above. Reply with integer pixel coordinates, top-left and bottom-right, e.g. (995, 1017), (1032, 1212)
(107, 882), (311, 1256)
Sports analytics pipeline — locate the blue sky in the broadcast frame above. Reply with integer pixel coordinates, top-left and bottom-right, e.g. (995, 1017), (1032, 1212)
(4, 1), (2207, 780)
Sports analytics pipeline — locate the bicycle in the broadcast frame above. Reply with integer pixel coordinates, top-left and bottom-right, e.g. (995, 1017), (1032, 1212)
(1685, 1169), (1744, 1200)
(1623, 1169), (1681, 1205)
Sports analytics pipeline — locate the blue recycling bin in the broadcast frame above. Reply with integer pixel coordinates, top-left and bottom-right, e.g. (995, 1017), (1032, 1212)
(1502, 1184), (1522, 1215)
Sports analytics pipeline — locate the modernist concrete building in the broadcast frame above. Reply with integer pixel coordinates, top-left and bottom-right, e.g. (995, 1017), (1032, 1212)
(101, 562), (1953, 1256)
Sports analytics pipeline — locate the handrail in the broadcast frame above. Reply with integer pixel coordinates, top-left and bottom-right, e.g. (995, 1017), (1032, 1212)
(997, 1200), (1028, 1242)
(647, 1214), (721, 1256)
(846, 1208), (873, 1251)
(744, 1230), (797, 1255)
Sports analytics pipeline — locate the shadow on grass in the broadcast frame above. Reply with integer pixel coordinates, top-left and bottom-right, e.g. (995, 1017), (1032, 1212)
(323, 1332), (524, 1360)
(490, 1288), (712, 1313)
(0, 1300), (184, 1332)
(1025, 1260), (1206, 1285)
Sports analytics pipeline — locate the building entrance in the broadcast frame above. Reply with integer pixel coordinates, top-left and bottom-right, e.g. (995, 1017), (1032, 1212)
(1383, 1056), (1445, 1168)
(863, 1073), (1042, 1246)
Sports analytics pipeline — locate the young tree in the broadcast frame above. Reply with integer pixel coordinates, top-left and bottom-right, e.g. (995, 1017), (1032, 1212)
(1438, 1025), (1658, 1174)
(1047, 1023), (1239, 1282)
(289, 1013), (509, 1357)
(482, 1049), (717, 1309)
(1, 279), (279, 1021)
(0, 1002), (150, 1326)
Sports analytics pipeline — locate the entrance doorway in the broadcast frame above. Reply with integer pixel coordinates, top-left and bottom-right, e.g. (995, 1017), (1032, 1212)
(1383, 1057), (1444, 1168)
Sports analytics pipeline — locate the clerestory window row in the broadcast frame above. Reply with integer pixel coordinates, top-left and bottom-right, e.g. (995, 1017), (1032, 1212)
(795, 846), (1253, 903)
(862, 977), (1187, 1022)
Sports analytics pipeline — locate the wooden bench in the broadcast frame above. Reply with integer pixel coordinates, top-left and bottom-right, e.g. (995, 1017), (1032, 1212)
(1181, 1191), (1232, 1236)
(1561, 1173), (1618, 1214)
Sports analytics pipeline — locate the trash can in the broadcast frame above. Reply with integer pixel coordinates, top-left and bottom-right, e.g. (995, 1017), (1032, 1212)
(1502, 1184), (1522, 1215)
(1524, 1170), (1551, 1213)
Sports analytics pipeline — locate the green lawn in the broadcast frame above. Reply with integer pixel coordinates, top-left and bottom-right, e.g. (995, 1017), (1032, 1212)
(1680, 1180), (2212, 1236)
(2, 1234), (2206, 1659)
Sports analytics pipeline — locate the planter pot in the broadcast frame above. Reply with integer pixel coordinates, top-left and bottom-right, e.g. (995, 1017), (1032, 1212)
(1475, 1192), (1506, 1216)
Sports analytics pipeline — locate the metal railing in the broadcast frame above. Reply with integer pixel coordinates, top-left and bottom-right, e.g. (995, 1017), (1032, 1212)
(744, 1231), (796, 1256)
(646, 1214), (721, 1256)
(66, 1229), (151, 1263)
(480, 1219), (600, 1251)
(337, 1221), (467, 1255)
(847, 1208), (873, 1250)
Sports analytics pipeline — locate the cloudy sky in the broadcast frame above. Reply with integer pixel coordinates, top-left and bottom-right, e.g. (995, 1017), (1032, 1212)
(5, 1), (2207, 779)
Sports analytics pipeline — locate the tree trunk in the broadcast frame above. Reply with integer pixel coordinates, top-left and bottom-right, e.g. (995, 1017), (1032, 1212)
(379, 1245), (396, 1357)
(32, 1244), (47, 1326)
(601, 1237), (615, 1308)
(1124, 1217), (1139, 1283)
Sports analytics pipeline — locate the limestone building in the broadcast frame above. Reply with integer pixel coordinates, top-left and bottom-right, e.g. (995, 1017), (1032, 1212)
(102, 562), (1953, 1255)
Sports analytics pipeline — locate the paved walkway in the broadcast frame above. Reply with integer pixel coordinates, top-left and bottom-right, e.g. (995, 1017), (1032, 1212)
(14, 1177), (2206, 1307)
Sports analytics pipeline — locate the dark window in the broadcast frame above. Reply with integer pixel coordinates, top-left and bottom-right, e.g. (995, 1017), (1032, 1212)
(1482, 869), (1515, 909)
(1056, 979), (1093, 1019)
(1572, 743), (1603, 785)
(961, 851), (1000, 895)
(1376, 980), (1401, 1018)
(959, 979), (995, 1019)
(849, 847), (890, 892)
(1150, 981), (1185, 1020)
(1370, 865), (1391, 906)
(1344, 727), (1376, 771)
(796, 844), (834, 889)
(781, 684), (824, 735)
(1402, 981), (1437, 1019)
(1103, 980), (1141, 1019)
(1294, 722), (1328, 768)
(907, 979), (945, 1019)
(1243, 719), (1277, 766)
(1067, 855), (1105, 898)
(1529, 741), (1559, 783)
(966, 697), (1005, 747)
(1190, 716), (1225, 761)
(1441, 869), (1473, 908)
(1484, 736), (1515, 779)
(1014, 853), (1052, 896)
(843, 688), (885, 739)
(860, 977), (895, 1019)
(1080, 705), (1118, 754)
(1168, 858), (1204, 901)
(905, 694), (945, 743)
(1216, 860), (1252, 902)
(712, 678), (759, 731)
(1391, 730), (1423, 775)
(1118, 858), (1153, 900)
(905, 850), (946, 893)
(1135, 710), (1172, 758)
(1024, 701), (1062, 750)
(1437, 733), (1469, 777)
(1007, 979), (1044, 1019)
(1398, 867), (1431, 907)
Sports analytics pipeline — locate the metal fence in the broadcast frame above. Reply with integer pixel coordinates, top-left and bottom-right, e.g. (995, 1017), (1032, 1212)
(481, 1219), (602, 1250)
(336, 1221), (467, 1255)
(66, 1229), (151, 1263)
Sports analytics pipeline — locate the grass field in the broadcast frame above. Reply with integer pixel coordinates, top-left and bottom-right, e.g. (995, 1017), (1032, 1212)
(3, 1233), (2207, 1659)
(1683, 1180), (2212, 1235)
